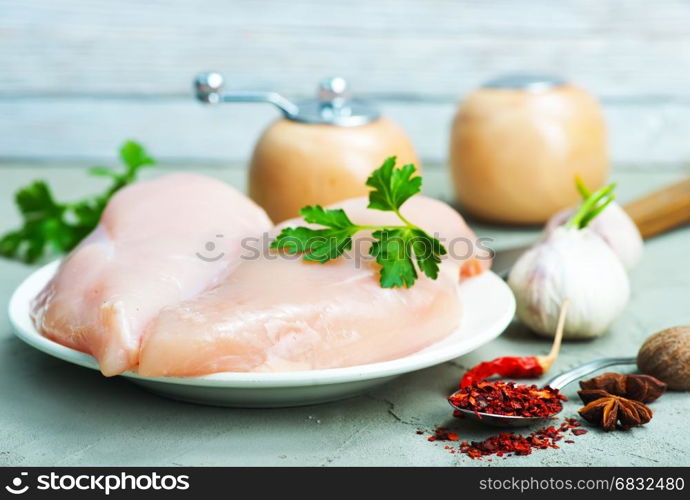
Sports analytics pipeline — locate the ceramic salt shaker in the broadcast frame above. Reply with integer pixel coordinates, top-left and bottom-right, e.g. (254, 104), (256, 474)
(448, 74), (609, 225)
(195, 73), (419, 222)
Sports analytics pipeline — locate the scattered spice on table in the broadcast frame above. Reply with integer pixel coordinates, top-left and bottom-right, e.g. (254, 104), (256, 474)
(423, 417), (585, 459)
(450, 381), (566, 418)
(427, 426), (459, 442)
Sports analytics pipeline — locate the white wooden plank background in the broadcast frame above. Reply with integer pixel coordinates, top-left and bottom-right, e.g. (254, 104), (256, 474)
(1, 0), (690, 168)
(2, 98), (690, 168)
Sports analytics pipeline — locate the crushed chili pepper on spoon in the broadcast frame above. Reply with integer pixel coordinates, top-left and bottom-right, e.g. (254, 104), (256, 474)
(460, 300), (569, 388)
(449, 381), (566, 418)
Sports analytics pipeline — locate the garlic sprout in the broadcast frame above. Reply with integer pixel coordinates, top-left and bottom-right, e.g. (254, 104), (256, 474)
(509, 184), (630, 339)
(544, 178), (643, 271)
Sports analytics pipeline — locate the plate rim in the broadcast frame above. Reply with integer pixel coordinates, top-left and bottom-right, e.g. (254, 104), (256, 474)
(9, 260), (515, 388)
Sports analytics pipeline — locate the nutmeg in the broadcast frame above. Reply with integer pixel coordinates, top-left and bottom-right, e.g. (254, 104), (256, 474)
(637, 326), (690, 390)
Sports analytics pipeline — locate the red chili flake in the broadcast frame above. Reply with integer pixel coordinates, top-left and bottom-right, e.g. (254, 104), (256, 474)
(565, 440), (575, 444)
(456, 418), (584, 459)
(429, 426), (460, 442)
(564, 417), (581, 427)
(415, 430), (424, 435)
(571, 428), (588, 436)
(449, 381), (566, 418)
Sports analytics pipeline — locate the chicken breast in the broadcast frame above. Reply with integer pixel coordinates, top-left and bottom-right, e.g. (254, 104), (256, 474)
(31, 173), (272, 376)
(138, 195), (490, 376)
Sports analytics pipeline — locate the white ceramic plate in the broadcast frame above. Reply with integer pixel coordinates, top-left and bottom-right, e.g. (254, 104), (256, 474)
(9, 261), (515, 408)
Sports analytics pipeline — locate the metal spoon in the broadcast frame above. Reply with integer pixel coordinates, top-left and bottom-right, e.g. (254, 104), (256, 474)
(447, 356), (637, 428)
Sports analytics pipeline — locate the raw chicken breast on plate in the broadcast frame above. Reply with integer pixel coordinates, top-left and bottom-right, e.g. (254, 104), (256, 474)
(138, 195), (490, 377)
(31, 173), (272, 376)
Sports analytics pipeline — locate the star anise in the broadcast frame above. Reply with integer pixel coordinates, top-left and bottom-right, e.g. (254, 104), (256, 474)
(579, 372), (666, 403)
(577, 389), (653, 431)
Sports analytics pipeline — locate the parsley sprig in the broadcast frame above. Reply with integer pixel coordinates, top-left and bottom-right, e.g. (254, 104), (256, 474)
(271, 157), (447, 288)
(0, 141), (155, 264)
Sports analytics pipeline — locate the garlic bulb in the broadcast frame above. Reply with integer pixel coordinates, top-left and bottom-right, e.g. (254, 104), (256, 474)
(508, 226), (630, 339)
(544, 191), (643, 271)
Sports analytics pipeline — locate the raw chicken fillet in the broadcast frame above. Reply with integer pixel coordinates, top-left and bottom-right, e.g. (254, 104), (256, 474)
(138, 196), (490, 376)
(31, 173), (272, 376)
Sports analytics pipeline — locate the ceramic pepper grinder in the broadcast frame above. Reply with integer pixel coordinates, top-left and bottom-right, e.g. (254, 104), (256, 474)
(448, 74), (609, 225)
(195, 73), (419, 222)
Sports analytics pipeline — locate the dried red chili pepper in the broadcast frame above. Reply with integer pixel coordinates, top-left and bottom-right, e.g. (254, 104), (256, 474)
(450, 381), (566, 418)
(460, 356), (544, 388)
(459, 301), (569, 388)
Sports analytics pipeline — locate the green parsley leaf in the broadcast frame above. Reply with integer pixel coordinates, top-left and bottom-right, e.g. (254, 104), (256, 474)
(409, 228), (446, 281)
(15, 181), (61, 218)
(0, 181), (78, 262)
(369, 229), (418, 288)
(366, 157), (422, 212)
(271, 227), (357, 263)
(0, 141), (155, 264)
(88, 166), (120, 180)
(300, 205), (356, 229)
(271, 206), (359, 264)
(0, 230), (23, 258)
(368, 228), (446, 288)
(120, 140), (156, 170)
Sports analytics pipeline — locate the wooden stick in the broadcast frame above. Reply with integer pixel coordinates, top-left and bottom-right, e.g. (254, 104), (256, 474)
(624, 178), (690, 239)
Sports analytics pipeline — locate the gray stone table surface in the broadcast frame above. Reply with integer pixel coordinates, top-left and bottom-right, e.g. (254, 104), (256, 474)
(0, 163), (689, 467)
